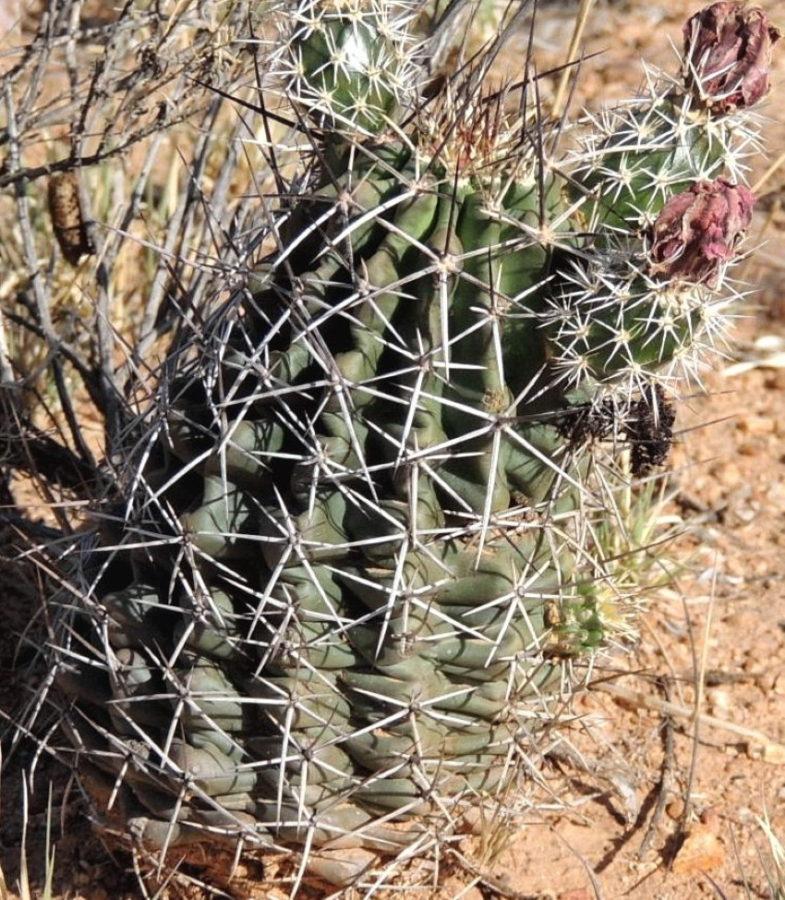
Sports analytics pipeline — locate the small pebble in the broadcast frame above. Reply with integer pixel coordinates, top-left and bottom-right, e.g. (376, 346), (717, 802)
(707, 689), (731, 715)
(736, 416), (774, 435)
(672, 823), (726, 875)
(745, 741), (785, 765)
(666, 798), (685, 820)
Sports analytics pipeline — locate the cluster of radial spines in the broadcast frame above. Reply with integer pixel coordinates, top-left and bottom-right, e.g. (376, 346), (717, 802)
(570, 65), (762, 233)
(68, 422), (587, 863)
(542, 247), (741, 394)
(272, 0), (420, 137)
(415, 86), (520, 183)
(410, 23), (560, 179)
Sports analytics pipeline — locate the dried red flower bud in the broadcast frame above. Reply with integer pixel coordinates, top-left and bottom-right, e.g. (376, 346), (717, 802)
(649, 179), (754, 283)
(683, 2), (780, 112)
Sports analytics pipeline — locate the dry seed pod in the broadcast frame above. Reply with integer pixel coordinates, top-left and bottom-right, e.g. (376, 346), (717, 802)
(648, 178), (755, 284)
(47, 171), (94, 266)
(683, 2), (781, 112)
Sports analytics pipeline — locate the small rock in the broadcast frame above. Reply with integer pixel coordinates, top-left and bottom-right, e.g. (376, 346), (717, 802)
(700, 807), (720, 828)
(460, 806), (485, 836)
(763, 743), (785, 765)
(711, 461), (741, 484)
(736, 416), (774, 435)
(724, 610), (758, 631)
(735, 505), (757, 523)
(743, 654), (762, 673)
(723, 557), (746, 578)
(745, 741), (785, 765)
(707, 689), (731, 715)
(755, 671), (778, 692)
(672, 824), (726, 875)
(666, 798), (685, 820)
(764, 372), (785, 390)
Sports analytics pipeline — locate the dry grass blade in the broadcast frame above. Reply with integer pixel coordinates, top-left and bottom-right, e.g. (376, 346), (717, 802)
(550, 0), (596, 117)
(0, 763), (56, 900)
(755, 812), (785, 900)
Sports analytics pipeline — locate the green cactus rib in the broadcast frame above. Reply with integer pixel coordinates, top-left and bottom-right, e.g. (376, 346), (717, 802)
(45, 0), (768, 883)
(53, 157), (636, 850)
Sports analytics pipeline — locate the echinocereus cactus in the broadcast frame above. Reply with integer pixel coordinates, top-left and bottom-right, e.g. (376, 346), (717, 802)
(33, 0), (776, 893)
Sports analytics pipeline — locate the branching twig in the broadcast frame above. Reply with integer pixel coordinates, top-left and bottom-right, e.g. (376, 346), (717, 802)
(638, 677), (676, 859)
(591, 681), (783, 751)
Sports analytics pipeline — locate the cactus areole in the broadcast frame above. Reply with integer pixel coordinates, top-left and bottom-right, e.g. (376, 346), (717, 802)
(49, 1), (774, 889)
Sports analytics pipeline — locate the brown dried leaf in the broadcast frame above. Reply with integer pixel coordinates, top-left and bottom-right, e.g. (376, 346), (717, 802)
(47, 171), (94, 266)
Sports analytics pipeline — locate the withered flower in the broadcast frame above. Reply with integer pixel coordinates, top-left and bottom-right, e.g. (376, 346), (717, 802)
(649, 179), (754, 283)
(683, 2), (780, 113)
